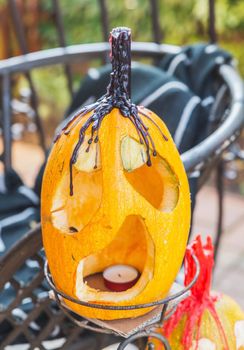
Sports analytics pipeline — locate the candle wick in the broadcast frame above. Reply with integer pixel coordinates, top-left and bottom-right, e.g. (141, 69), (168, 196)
(118, 274), (122, 278)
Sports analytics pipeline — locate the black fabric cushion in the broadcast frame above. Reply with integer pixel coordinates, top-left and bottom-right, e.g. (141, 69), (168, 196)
(0, 169), (39, 257)
(66, 62), (209, 154)
(159, 43), (233, 102)
(66, 63), (173, 116)
(138, 79), (208, 154)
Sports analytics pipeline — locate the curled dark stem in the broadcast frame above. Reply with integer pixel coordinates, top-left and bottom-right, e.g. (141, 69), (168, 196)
(55, 27), (167, 196)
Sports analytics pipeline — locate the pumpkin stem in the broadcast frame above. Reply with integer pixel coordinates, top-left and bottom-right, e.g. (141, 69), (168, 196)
(108, 27), (131, 100)
(54, 27), (168, 196)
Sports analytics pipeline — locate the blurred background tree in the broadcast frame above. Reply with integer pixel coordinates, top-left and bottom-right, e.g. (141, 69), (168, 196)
(1, 0), (243, 126)
(38, 0), (244, 74)
(1, 0), (242, 115)
(1, 0), (243, 68)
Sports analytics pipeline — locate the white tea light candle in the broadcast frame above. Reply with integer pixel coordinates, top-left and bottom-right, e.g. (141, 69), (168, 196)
(103, 264), (140, 292)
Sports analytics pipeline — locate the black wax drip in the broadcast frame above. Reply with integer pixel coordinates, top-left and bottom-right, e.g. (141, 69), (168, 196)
(54, 27), (168, 196)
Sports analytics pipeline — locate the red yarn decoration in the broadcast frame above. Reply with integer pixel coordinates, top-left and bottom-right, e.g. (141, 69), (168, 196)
(163, 235), (229, 350)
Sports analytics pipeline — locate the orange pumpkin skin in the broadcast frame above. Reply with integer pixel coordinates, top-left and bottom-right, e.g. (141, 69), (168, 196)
(41, 107), (190, 320)
(41, 28), (191, 320)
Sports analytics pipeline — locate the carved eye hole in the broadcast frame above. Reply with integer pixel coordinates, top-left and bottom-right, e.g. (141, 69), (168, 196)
(51, 137), (102, 234)
(121, 136), (179, 212)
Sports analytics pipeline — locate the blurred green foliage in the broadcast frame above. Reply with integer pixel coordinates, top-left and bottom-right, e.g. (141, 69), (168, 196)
(38, 0), (244, 68)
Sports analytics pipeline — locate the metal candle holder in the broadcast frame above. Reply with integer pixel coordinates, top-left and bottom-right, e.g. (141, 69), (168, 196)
(44, 253), (199, 350)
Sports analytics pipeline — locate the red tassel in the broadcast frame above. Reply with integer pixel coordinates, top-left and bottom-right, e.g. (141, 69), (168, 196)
(163, 235), (229, 350)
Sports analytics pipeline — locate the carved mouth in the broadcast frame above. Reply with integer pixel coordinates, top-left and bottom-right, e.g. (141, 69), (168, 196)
(75, 215), (155, 303)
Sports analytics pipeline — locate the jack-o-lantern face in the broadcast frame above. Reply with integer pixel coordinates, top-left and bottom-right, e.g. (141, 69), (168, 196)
(41, 28), (190, 320)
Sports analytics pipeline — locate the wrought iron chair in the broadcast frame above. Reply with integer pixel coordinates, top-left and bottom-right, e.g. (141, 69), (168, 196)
(0, 224), (121, 349)
(0, 0), (244, 348)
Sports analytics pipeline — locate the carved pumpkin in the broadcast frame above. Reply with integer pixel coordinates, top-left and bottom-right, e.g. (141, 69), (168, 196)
(153, 236), (244, 349)
(41, 27), (190, 320)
